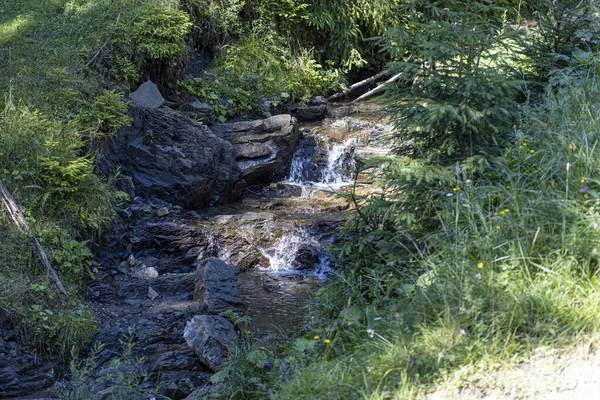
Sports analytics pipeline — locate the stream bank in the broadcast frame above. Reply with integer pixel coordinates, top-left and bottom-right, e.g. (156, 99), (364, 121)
(2, 97), (392, 399)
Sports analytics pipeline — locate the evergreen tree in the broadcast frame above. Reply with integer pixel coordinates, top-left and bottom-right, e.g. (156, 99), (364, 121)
(380, 0), (524, 158)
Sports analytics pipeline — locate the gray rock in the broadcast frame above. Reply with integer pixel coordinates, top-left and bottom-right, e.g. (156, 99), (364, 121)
(184, 315), (238, 372)
(194, 258), (244, 314)
(330, 105), (350, 118)
(211, 114), (300, 185)
(130, 81), (165, 108)
(147, 286), (159, 300)
(132, 265), (158, 279)
(180, 99), (214, 120)
(288, 104), (328, 122)
(155, 207), (170, 217)
(110, 105), (241, 208)
(309, 96), (328, 106)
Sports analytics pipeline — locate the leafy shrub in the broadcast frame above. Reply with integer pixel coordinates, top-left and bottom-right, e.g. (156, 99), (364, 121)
(53, 330), (159, 399)
(0, 101), (115, 232)
(526, 0), (600, 80)
(132, 5), (192, 84)
(180, 27), (342, 120)
(77, 90), (130, 141)
(183, 0), (245, 51)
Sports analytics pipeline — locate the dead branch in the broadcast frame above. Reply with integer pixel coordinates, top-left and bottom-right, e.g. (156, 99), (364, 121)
(351, 72), (402, 103)
(327, 69), (391, 102)
(0, 180), (67, 302)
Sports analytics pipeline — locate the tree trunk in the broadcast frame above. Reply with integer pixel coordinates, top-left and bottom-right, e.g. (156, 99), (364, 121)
(0, 180), (67, 302)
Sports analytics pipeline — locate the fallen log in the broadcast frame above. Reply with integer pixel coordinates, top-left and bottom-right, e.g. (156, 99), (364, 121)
(327, 69), (391, 102)
(0, 180), (67, 302)
(351, 72), (403, 103)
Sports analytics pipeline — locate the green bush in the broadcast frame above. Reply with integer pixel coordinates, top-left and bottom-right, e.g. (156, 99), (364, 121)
(526, 0), (600, 80)
(0, 101), (115, 232)
(180, 27), (342, 121)
(77, 90), (130, 141)
(132, 5), (192, 84)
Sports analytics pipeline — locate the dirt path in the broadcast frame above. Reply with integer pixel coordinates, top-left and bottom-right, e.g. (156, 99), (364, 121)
(428, 337), (600, 400)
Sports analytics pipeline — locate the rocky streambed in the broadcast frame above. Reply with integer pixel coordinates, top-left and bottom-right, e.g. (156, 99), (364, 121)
(0, 93), (393, 399)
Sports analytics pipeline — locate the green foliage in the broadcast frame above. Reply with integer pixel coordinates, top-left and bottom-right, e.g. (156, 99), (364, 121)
(132, 5), (192, 84)
(379, 0), (523, 157)
(180, 27), (342, 120)
(183, 0), (245, 51)
(77, 90), (130, 140)
(53, 330), (164, 399)
(300, 0), (404, 71)
(526, 0), (600, 80)
(0, 102), (116, 232)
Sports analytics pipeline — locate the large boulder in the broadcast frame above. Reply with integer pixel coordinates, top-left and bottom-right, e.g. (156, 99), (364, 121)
(194, 258), (244, 314)
(111, 105), (242, 208)
(211, 114), (300, 185)
(183, 315), (237, 372)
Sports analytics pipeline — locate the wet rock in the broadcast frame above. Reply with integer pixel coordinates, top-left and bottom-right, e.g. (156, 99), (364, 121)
(0, 354), (55, 398)
(194, 258), (244, 314)
(184, 315), (237, 372)
(155, 207), (170, 217)
(309, 96), (328, 106)
(288, 103), (328, 122)
(146, 222), (210, 253)
(130, 81), (165, 108)
(211, 114), (300, 185)
(114, 273), (196, 300)
(330, 105), (350, 118)
(209, 212), (274, 269)
(107, 105), (240, 209)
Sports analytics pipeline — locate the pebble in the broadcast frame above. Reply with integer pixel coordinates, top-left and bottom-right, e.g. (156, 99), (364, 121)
(155, 207), (170, 217)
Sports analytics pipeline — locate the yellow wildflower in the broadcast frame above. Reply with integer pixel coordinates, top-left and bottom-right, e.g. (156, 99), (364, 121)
(260, 346), (265, 350)
(453, 187), (460, 192)
(451, 275), (456, 279)
(580, 179), (585, 183)
(314, 336), (320, 340)
(477, 262), (483, 269)
(529, 149), (535, 154)
(324, 339), (331, 344)
(496, 225), (501, 230)
(569, 143), (577, 151)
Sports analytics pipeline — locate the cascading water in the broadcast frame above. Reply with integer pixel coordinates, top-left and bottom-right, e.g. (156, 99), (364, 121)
(285, 136), (357, 189)
(257, 229), (331, 276)
(321, 138), (357, 185)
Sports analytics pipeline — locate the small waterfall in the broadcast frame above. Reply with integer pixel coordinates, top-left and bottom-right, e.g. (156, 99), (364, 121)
(321, 138), (357, 185)
(284, 137), (356, 188)
(258, 230), (328, 274)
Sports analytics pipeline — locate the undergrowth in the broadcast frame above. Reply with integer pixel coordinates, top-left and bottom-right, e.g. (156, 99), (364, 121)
(215, 51), (600, 399)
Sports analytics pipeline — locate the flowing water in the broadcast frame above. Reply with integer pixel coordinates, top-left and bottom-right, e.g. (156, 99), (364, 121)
(230, 103), (392, 332)
(78, 102), (393, 398)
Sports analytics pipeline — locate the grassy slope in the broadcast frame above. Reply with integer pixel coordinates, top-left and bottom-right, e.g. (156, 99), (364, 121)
(0, 0), (158, 359)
